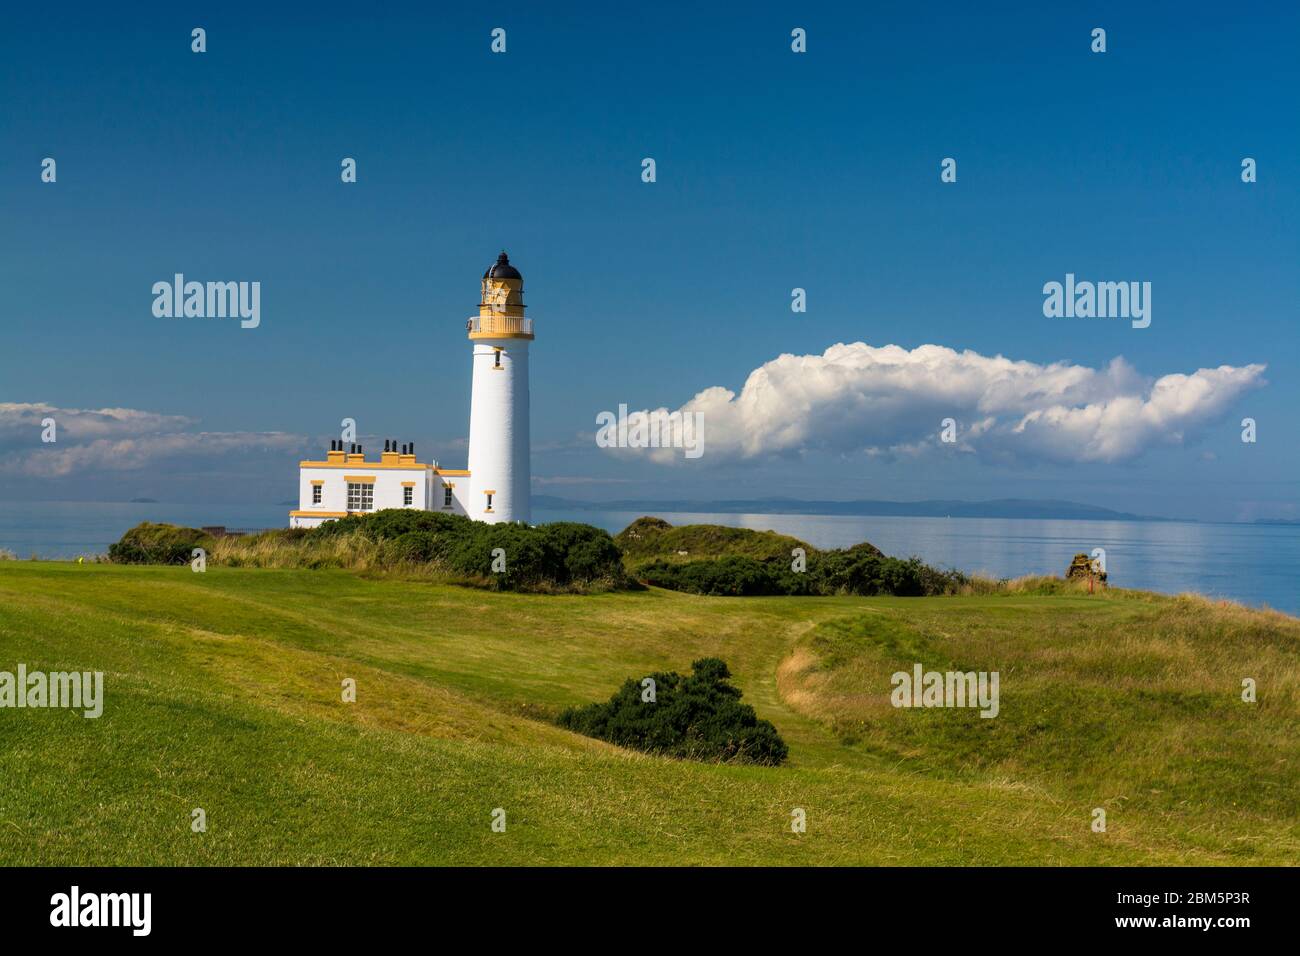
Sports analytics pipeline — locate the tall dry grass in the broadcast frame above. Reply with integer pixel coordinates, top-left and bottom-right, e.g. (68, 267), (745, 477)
(207, 529), (490, 586)
(209, 529), (379, 570)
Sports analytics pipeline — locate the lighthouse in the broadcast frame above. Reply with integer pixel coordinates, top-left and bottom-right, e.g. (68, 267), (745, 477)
(287, 251), (532, 529)
(466, 251), (532, 523)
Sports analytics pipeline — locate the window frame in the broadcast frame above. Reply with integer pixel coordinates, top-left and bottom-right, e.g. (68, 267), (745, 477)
(346, 481), (375, 512)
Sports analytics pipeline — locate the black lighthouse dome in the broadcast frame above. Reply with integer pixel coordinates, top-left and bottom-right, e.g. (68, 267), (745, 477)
(484, 251), (522, 280)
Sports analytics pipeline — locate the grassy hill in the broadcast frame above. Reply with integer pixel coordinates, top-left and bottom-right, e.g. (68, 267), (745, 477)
(615, 516), (824, 566)
(0, 560), (1296, 865)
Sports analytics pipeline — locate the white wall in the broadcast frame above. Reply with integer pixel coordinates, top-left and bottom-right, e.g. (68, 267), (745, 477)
(288, 461), (470, 528)
(467, 339), (530, 523)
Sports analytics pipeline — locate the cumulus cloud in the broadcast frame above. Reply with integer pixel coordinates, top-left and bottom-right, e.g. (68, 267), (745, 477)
(608, 343), (1266, 466)
(0, 402), (305, 477)
(0, 402), (194, 442)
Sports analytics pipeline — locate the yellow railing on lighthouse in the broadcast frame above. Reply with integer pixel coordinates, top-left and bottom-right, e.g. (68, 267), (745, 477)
(468, 315), (534, 339)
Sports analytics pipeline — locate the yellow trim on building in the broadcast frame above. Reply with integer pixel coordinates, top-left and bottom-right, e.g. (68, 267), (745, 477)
(435, 468), (471, 476)
(400, 481), (416, 487)
(301, 460), (435, 470)
(470, 331), (534, 340)
(343, 475), (376, 483)
(289, 510), (347, 518)
(309, 480), (325, 485)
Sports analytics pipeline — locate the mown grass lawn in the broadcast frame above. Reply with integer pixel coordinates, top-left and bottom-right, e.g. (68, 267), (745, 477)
(0, 561), (1296, 865)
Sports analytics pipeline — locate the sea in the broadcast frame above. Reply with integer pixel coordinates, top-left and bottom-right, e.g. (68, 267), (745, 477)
(2, 501), (1296, 616)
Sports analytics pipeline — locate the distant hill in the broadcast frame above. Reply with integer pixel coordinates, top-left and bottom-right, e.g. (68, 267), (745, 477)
(534, 495), (1170, 522)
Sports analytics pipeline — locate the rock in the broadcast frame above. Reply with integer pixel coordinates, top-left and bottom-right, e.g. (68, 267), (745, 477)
(1066, 552), (1107, 583)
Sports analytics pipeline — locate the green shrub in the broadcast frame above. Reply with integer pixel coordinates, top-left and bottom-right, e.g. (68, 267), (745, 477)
(637, 556), (788, 596)
(108, 522), (213, 565)
(557, 658), (788, 765)
(634, 543), (969, 598)
(616, 516), (814, 565)
(116, 511), (633, 592)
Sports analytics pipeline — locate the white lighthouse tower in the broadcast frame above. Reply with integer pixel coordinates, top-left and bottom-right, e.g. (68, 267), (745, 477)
(466, 251), (532, 523)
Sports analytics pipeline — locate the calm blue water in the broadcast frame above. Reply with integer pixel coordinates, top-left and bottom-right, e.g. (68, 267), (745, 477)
(2, 502), (1296, 615)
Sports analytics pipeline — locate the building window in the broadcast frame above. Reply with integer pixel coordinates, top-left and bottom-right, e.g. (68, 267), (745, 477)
(485, 492), (494, 512)
(493, 349), (502, 369)
(347, 482), (374, 511)
(443, 486), (453, 508)
(403, 486), (413, 506)
(312, 485), (322, 505)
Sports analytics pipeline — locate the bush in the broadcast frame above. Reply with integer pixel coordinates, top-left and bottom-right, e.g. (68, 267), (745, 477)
(109, 522), (212, 565)
(616, 516), (815, 565)
(112, 511), (633, 592)
(634, 543), (970, 598)
(638, 556), (788, 596)
(557, 658), (788, 765)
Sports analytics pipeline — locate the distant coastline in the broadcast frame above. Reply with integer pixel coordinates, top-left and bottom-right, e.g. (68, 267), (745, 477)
(533, 495), (1177, 523)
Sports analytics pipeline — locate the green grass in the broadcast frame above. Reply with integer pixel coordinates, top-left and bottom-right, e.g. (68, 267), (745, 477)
(0, 560), (1296, 865)
(615, 516), (817, 567)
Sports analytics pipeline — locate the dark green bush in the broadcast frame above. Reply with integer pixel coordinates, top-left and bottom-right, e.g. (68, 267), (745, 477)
(319, 510), (630, 590)
(107, 511), (632, 592)
(637, 556), (787, 596)
(383, 530), (440, 564)
(315, 509), (473, 543)
(557, 658), (788, 765)
(109, 522), (213, 565)
(636, 544), (968, 598)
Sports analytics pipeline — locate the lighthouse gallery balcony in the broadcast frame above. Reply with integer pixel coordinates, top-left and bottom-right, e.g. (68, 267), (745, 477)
(468, 315), (534, 339)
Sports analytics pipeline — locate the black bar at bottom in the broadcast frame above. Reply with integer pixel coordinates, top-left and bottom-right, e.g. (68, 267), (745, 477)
(0, 866), (1286, 942)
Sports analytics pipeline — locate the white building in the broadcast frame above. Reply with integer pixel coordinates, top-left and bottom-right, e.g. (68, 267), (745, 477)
(289, 251), (533, 529)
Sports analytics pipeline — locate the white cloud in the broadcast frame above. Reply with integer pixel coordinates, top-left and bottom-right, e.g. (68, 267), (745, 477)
(0, 402), (305, 477)
(608, 342), (1266, 466)
(0, 402), (194, 443)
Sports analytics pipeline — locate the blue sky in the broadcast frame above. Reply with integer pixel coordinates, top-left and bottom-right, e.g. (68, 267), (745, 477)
(1, 1), (1296, 521)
